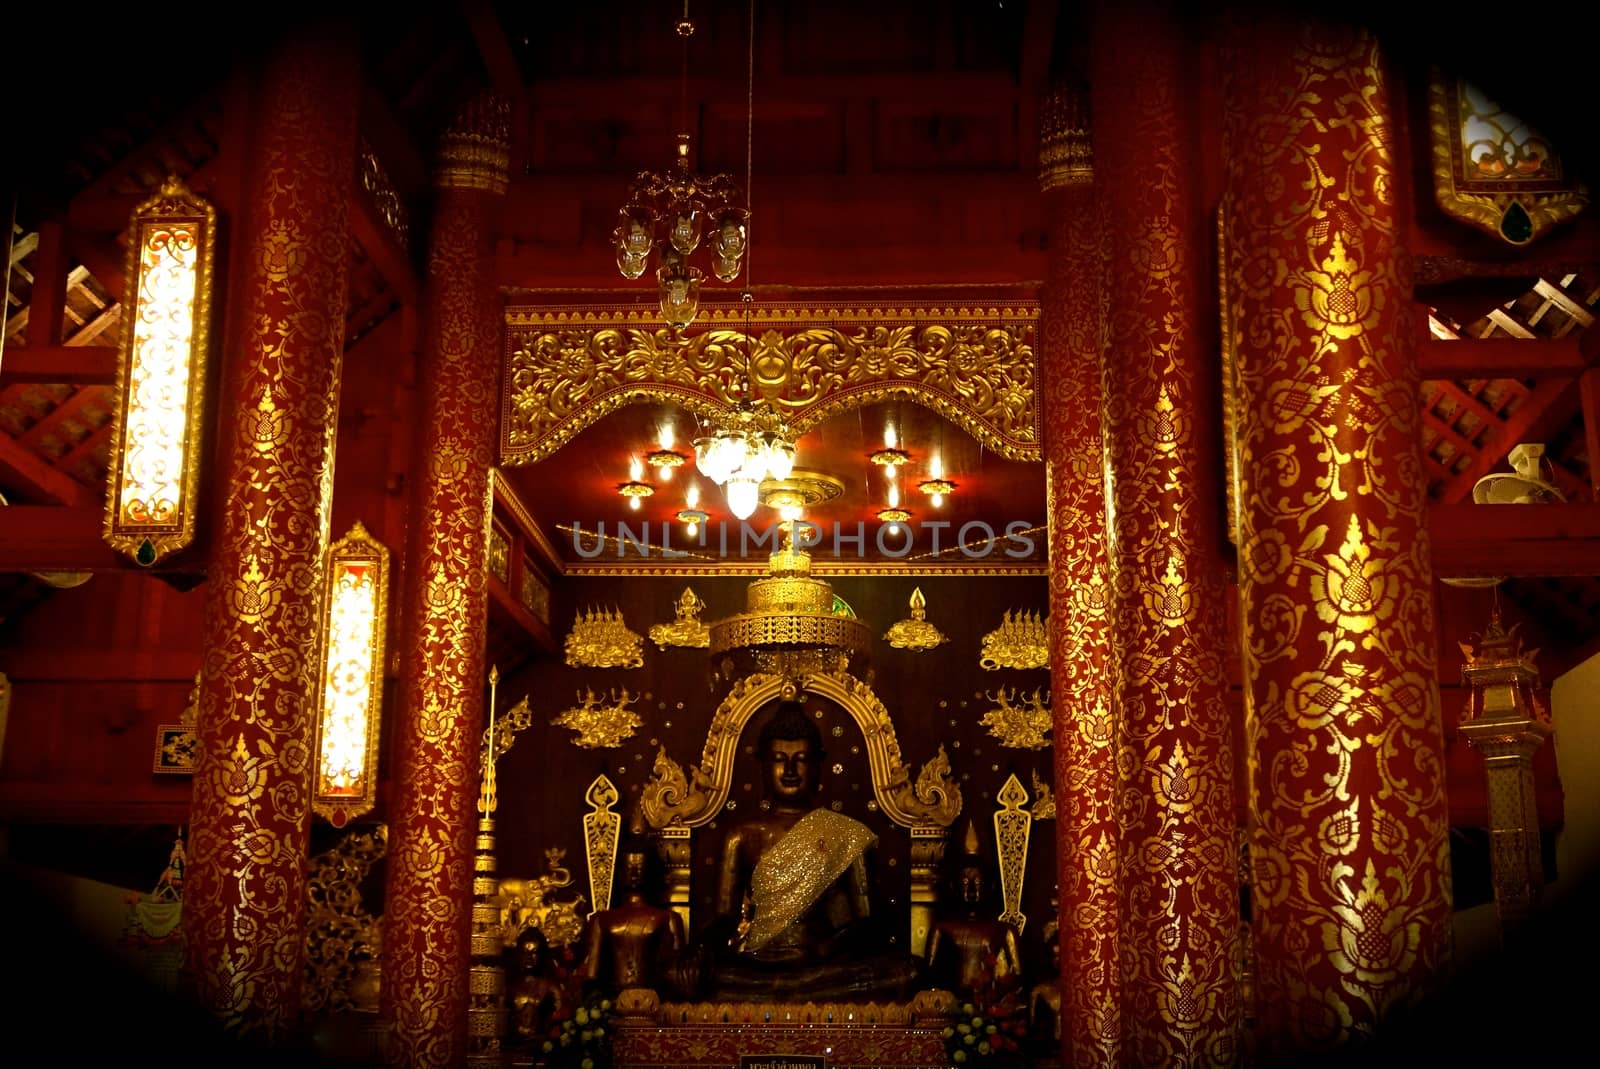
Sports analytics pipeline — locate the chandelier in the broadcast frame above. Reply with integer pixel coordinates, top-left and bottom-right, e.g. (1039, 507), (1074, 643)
(692, 393), (796, 521)
(613, 4), (749, 329)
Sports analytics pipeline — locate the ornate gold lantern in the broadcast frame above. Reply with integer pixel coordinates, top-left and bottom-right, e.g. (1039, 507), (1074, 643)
(313, 522), (391, 826)
(103, 174), (216, 567)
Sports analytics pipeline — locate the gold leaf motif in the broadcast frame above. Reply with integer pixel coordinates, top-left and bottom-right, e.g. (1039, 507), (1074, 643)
(978, 687), (1053, 749)
(882, 587), (949, 651)
(1308, 516), (1395, 636)
(564, 606), (645, 668)
(1294, 235), (1381, 340)
(550, 688), (642, 749)
(648, 587), (710, 649)
(640, 746), (715, 828)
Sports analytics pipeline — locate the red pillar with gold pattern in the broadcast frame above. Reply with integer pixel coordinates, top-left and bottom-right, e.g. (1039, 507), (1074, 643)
(381, 94), (511, 1069)
(1089, 1), (1240, 1062)
(1220, 16), (1452, 1059)
(1038, 84), (1121, 1069)
(182, 24), (361, 1044)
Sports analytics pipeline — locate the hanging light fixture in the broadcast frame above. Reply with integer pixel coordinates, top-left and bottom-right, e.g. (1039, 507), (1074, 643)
(919, 454), (956, 508)
(614, 1), (747, 328)
(684, 0), (796, 521)
(314, 521), (390, 827)
(104, 174), (217, 567)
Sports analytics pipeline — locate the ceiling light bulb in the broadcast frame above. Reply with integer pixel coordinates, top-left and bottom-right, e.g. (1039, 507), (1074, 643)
(685, 483), (700, 509)
(628, 495), (641, 511)
(779, 503), (801, 522)
(888, 482), (900, 508)
(658, 424), (675, 450)
(629, 456), (643, 481)
(884, 424), (898, 449)
(931, 455), (943, 480)
(687, 519), (699, 537)
(932, 493), (944, 508)
(726, 476), (760, 521)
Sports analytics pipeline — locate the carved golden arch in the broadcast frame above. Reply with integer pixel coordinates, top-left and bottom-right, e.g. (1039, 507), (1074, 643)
(641, 671), (963, 831)
(499, 304), (1041, 466)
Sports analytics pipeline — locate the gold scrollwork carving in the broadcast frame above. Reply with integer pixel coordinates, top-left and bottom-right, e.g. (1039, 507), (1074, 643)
(993, 775), (1031, 934)
(639, 672), (962, 830)
(979, 609), (1050, 670)
(551, 688), (643, 750)
(1029, 768), (1056, 822)
(500, 304), (1041, 466)
(304, 825), (388, 1013)
(882, 587), (949, 651)
(356, 137), (410, 250)
(649, 586), (711, 648)
(564, 606), (644, 668)
(978, 686), (1052, 749)
(1428, 70), (1588, 245)
(498, 848), (587, 949)
(584, 775), (622, 915)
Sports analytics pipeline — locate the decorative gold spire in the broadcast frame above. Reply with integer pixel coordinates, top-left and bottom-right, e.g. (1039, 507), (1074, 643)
(1038, 84), (1093, 191)
(437, 92), (512, 193)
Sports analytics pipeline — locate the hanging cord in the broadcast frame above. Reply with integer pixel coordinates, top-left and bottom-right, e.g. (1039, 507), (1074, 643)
(741, 0), (756, 399)
(677, 0), (692, 143)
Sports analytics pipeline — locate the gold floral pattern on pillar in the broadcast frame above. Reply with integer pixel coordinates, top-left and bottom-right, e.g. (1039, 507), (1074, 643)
(978, 687), (1052, 749)
(1094, 5), (1238, 1063)
(313, 522), (390, 827)
(978, 609), (1049, 670)
(565, 606), (645, 667)
(993, 773), (1032, 934)
(649, 587), (710, 648)
(552, 688), (643, 749)
(104, 174), (216, 567)
(1428, 71), (1588, 245)
(883, 587), (949, 651)
(1223, 18), (1451, 1059)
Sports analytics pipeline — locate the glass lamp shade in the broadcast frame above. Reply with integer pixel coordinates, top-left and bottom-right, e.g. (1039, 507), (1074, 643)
(618, 208), (655, 256)
(725, 475), (761, 520)
(657, 263), (704, 328)
(614, 240), (648, 280)
(694, 428), (744, 484)
(762, 437), (795, 482)
(668, 205), (703, 255)
(712, 254), (741, 283)
(713, 208), (749, 258)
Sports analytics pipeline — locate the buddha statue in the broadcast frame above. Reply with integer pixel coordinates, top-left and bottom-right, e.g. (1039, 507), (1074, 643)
(685, 699), (920, 1001)
(507, 925), (565, 1049)
(924, 821), (1023, 1007)
(578, 832), (685, 997)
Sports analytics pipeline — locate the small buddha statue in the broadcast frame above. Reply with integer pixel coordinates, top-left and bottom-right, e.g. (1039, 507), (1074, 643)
(578, 832), (685, 997)
(507, 926), (565, 1048)
(924, 821), (1023, 1007)
(686, 700), (920, 1000)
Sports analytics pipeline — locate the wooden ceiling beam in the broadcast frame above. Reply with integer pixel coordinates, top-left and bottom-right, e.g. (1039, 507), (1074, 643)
(0, 505), (121, 571)
(1418, 336), (1586, 379)
(348, 177), (420, 307)
(1582, 367), (1600, 497)
(460, 0), (530, 174)
(1430, 502), (1600, 577)
(0, 434), (96, 507)
(16, 386), (104, 450)
(26, 222), (67, 347)
(0, 345), (117, 386)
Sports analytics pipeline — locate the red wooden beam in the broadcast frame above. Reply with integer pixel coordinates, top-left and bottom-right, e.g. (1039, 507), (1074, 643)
(0, 436), (97, 507)
(0, 345), (117, 386)
(1582, 368), (1600, 497)
(1418, 336), (1586, 380)
(348, 179), (420, 307)
(26, 222), (68, 347)
(1430, 502), (1600, 577)
(0, 506), (122, 571)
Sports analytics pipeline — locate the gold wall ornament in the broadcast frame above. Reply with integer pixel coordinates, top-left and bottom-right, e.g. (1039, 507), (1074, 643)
(312, 521), (390, 827)
(978, 687), (1053, 749)
(487, 523), (510, 585)
(356, 137), (410, 251)
(649, 586), (711, 648)
(1038, 83), (1094, 191)
(583, 775), (623, 916)
(551, 688), (643, 749)
(303, 825), (388, 1014)
(104, 173), (217, 567)
(639, 671), (962, 831)
(437, 92), (511, 193)
(497, 848), (588, 948)
(993, 774), (1032, 934)
(1429, 70), (1588, 246)
(501, 303), (1041, 466)
(480, 681), (535, 817)
(979, 609), (1050, 670)
(153, 669), (202, 774)
(1028, 768), (1055, 821)
(883, 586), (949, 651)
(564, 606), (645, 668)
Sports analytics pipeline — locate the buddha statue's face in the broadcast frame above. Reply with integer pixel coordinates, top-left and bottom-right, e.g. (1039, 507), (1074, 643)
(959, 865), (986, 907)
(763, 737), (819, 804)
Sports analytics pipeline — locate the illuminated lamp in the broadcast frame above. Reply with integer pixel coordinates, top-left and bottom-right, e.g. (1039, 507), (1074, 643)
(313, 521), (391, 827)
(103, 174), (216, 567)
